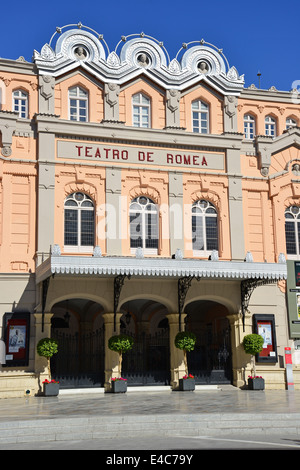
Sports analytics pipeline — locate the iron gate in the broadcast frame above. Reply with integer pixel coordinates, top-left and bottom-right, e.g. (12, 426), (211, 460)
(121, 329), (170, 386)
(51, 327), (105, 388)
(187, 324), (232, 384)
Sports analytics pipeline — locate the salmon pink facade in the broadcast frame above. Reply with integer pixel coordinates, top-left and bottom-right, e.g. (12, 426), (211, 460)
(0, 24), (299, 397)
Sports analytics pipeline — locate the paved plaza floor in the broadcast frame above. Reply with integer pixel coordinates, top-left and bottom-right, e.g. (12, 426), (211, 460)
(0, 385), (300, 422)
(1, 386), (300, 452)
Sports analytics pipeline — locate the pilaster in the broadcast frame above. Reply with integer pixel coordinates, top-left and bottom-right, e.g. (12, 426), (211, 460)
(38, 75), (55, 114)
(37, 131), (55, 258)
(104, 83), (120, 121)
(226, 146), (245, 260)
(223, 96), (238, 133)
(105, 168), (122, 256)
(227, 310), (252, 388)
(165, 89), (181, 128)
(33, 313), (54, 388)
(166, 312), (187, 389)
(168, 172), (184, 255)
(103, 312), (122, 391)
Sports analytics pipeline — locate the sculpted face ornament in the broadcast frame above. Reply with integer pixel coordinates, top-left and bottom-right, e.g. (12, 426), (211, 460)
(292, 163), (300, 173)
(137, 53), (150, 67)
(74, 46), (87, 60)
(198, 61), (209, 74)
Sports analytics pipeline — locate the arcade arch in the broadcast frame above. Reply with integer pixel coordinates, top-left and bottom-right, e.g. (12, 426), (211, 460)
(184, 299), (233, 384)
(119, 298), (170, 386)
(50, 297), (105, 388)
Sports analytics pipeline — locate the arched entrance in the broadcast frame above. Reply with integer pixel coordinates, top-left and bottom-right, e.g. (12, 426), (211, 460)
(185, 300), (232, 384)
(50, 298), (105, 388)
(119, 299), (170, 386)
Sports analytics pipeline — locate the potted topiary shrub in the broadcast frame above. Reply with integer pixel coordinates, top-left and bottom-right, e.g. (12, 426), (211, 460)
(108, 334), (134, 393)
(174, 331), (196, 391)
(36, 337), (59, 396)
(242, 333), (265, 390)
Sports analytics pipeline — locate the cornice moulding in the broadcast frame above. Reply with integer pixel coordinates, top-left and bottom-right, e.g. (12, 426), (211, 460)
(34, 114), (243, 150)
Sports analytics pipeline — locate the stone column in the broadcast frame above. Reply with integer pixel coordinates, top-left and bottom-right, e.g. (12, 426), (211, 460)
(103, 312), (122, 391)
(34, 313), (54, 392)
(166, 313), (187, 390)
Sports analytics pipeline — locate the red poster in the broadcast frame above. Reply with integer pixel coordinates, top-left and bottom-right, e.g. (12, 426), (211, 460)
(257, 321), (273, 357)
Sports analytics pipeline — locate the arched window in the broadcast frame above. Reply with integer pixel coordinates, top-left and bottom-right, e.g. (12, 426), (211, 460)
(286, 117), (297, 129)
(129, 196), (158, 253)
(244, 114), (256, 139)
(192, 200), (218, 255)
(132, 93), (151, 128)
(285, 206), (300, 258)
(13, 89), (28, 118)
(64, 192), (94, 250)
(192, 100), (209, 134)
(265, 115), (276, 137)
(69, 86), (88, 122)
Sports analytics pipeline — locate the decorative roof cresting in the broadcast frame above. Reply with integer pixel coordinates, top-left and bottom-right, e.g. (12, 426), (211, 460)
(33, 22), (244, 94)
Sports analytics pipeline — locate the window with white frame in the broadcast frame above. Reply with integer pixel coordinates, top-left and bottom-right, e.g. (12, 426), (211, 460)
(244, 114), (256, 139)
(64, 192), (94, 251)
(285, 206), (300, 258)
(286, 117), (297, 129)
(265, 115), (276, 137)
(69, 86), (88, 122)
(132, 93), (150, 128)
(13, 89), (28, 118)
(129, 196), (158, 253)
(192, 200), (218, 256)
(192, 100), (209, 133)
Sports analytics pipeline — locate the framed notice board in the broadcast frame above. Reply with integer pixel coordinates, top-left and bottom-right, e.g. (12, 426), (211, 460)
(3, 312), (30, 367)
(253, 314), (277, 363)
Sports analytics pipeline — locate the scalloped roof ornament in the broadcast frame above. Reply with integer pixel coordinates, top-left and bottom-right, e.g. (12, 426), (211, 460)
(33, 23), (244, 94)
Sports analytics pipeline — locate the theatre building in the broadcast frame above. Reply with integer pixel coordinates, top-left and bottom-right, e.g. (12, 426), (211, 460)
(1, 23), (300, 398)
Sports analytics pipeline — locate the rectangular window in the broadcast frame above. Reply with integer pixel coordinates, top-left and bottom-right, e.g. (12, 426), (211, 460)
(285, 221), (297, 254)
(130, 212), (142, 248)
(145, 213), (158, 249)
(192, 215), (204, 251)
(64, 209), (78, 246)
(206, 217), (218, 251)
(81, 210), (94, 246)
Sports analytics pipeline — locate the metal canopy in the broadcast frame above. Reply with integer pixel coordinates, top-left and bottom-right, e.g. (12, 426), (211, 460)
(36, 254), (287, 285)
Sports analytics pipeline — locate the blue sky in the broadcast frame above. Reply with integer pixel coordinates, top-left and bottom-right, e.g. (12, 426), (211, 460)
(1, 0), (299, 91)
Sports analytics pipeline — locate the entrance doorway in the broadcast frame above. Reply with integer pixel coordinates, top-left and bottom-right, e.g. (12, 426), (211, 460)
(120, 300), (170, 386)
(185, 300), (232, 384)
(50, 299), (105, 388)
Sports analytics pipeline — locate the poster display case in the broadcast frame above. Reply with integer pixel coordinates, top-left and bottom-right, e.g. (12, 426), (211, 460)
(253, 314), (277, 363)
(3, 312), (30, 367)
